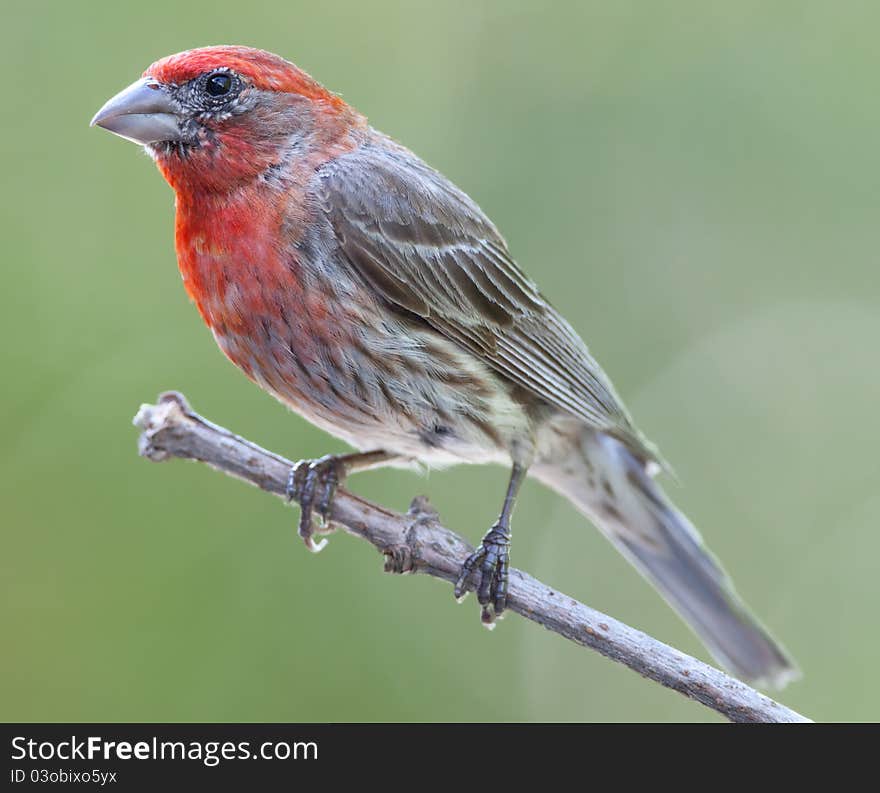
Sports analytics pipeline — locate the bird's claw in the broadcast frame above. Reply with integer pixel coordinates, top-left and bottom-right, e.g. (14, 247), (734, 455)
(454, 523), (510, 623)
(286, 454), (344, 553)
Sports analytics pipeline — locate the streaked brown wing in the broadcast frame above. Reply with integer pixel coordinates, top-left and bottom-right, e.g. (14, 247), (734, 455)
(317, 137), (656, 461)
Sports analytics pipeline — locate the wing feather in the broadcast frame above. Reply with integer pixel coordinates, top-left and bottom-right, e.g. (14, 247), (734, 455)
(317, 136), (658, 463)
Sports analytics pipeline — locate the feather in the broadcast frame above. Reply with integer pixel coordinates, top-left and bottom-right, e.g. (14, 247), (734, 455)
(318, 134), (660, 465)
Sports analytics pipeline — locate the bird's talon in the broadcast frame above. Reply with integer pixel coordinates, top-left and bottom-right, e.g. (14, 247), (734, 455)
(454, 546), (483, 599)
(455, 525), (510, 621)
(304, 535), (329, 554)
(287, 454), (347, 552)
(285, 459), (309, 503)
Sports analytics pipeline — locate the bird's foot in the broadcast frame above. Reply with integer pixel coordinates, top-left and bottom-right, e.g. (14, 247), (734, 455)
(454, 523), (510, 625)
(286, 454), (345, 553)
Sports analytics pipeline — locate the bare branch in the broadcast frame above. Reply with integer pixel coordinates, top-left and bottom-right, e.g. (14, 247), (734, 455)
(133, 391), (810, 723)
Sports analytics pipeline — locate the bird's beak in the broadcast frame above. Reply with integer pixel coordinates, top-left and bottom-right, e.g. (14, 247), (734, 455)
(90, 78), (182, 145)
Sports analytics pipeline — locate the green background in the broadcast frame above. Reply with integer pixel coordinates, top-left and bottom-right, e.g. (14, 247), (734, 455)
(3, 1), (878, 722)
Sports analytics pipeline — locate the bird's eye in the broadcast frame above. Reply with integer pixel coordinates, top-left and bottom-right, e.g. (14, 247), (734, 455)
(205, 72), (233, 97)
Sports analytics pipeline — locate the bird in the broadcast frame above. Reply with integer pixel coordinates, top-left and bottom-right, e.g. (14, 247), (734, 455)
(92, 45), (797, 687)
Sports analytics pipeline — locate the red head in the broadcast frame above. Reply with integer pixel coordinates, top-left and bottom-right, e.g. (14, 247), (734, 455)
(91, 46), (361, 193)
(145, 46), (344, 104)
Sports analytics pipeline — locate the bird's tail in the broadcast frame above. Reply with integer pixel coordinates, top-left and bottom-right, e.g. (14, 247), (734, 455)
(532, 430), (798, 688)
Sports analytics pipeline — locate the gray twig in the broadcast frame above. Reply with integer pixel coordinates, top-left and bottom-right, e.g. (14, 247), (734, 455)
(133, 391), (810, 723)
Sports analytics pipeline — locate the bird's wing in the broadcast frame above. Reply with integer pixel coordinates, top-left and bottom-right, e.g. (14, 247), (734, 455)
(316, 137), (658, 463)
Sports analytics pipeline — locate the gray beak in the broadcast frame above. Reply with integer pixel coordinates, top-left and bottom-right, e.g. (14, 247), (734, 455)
(91, 78), (182, 145)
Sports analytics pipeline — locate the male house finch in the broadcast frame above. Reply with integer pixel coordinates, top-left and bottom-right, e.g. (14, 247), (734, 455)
(92, 46), (796, 686)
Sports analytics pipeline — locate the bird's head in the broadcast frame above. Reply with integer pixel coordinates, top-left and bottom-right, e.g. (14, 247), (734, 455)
(91, 46), (356, 193)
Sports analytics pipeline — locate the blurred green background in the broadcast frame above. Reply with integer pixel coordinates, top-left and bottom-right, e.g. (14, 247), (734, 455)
(3, 0), (878, 723)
